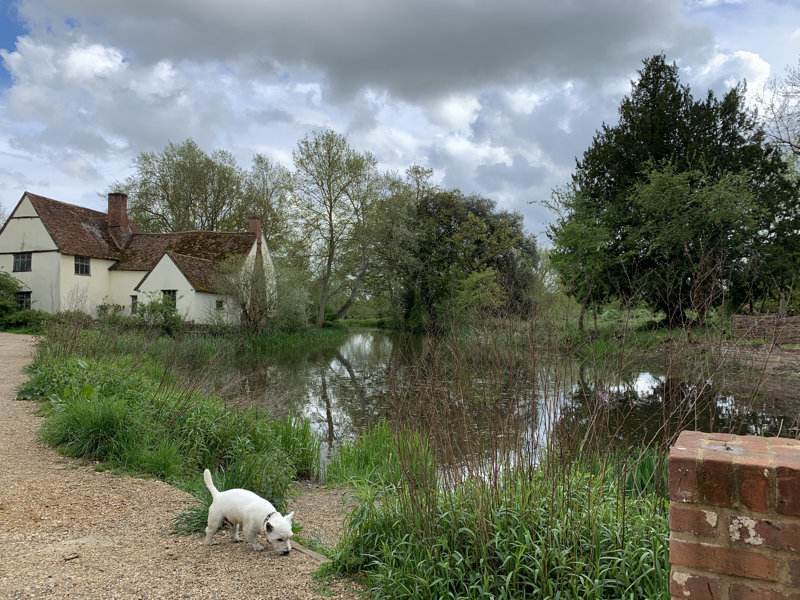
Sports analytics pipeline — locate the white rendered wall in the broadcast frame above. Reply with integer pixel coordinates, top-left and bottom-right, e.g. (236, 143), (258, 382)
(136, 255), (199, 322)
(59, 255), (118, 317)
(0, 251), (62, 312)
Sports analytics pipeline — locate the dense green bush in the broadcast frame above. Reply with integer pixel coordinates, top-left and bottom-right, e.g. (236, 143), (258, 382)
(2, 308), (49, 332)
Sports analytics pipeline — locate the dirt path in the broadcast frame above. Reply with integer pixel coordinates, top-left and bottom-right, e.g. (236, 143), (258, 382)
(0, 332), (360, 600)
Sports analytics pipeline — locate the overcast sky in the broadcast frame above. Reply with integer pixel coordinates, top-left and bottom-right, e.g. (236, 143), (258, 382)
(1, 0), (798, 242)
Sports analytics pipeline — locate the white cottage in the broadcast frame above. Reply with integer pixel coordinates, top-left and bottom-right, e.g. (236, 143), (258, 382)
(0, 191), (275, 324)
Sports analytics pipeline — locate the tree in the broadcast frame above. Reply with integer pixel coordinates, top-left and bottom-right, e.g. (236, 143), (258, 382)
(239, 154), (293, 253)
(400, 188), (537, 331)
(120, 139), (244, 232)
(212, 252), (277, 330)
(291, 129), (378, 327)
(548, 54), (798, 324)
(760, 56), (800, 159)
(629, 165), (759, 324)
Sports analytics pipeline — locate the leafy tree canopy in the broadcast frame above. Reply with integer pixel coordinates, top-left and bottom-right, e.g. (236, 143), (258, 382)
(548, 54), (799, 324)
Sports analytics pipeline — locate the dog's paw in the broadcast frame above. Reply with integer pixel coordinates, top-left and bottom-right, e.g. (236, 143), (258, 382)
(251, 543), (264, 552)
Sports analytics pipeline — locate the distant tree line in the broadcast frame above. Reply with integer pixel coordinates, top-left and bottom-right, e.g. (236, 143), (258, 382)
(547, 54), (800, 327)
(113, 132), (537, 332)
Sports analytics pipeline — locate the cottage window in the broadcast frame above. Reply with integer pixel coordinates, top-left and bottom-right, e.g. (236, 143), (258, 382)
(15, 291), (31, 310)
(131, 295), (138, 314)
(162, 290), (177, 306)
(13, 253), (31, 272)
(74, 255), (91, 276)
(216, 299), (224, 311)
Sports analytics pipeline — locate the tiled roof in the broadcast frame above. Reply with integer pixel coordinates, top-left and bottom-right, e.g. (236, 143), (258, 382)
(112, 231), (256, 272)
(165, 251), (218, 293)
(18, 193), (257, 286)
(26, 193), (122, 260)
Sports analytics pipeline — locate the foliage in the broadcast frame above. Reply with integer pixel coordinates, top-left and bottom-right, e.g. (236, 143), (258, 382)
(240, 154), (294, 253)
(212, 253), (277, 331)
(548, 54), (799, 325)
(21, 336), (320, 534)
(325, 421), (433, 488)
(270, 262), (312, 332)
(2, 309), (49, 332)
(0, 270), (21, 320)
(135, 295), (184, 336)
(118, 139), (244, 232)
(292, 129), (379, 327)
(328, 441), (669, 600)
(395, 188), (537, 332)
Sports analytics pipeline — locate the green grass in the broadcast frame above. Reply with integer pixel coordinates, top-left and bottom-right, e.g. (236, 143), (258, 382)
(20, 337), (320, 535)
(325, 444), (670, 600)
(325, 421), (436, 489)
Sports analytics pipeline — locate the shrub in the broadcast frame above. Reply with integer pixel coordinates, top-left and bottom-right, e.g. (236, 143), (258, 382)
(136, 296), (184, 336)
(0, 270), (22, 320)
(2, 308), (49, 332)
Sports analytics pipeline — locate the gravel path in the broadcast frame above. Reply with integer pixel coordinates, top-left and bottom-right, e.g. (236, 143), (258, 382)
(0, 332), (361, 600)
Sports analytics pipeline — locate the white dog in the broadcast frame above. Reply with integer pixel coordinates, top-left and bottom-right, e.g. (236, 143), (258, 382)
(203, 469), (295, 554)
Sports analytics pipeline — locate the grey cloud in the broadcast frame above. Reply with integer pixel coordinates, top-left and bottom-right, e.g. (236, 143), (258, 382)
(18, 0), (713, 101)
(476, 155), (547, 191)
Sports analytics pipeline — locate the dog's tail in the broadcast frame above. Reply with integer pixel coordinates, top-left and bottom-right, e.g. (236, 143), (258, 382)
(203, 468), (219, 499)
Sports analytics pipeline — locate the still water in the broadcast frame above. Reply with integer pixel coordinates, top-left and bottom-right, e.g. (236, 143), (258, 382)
(216, 330), (800, 456)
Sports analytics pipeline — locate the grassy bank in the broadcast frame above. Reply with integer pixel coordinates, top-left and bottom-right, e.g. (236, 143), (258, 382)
(17, 320), (328, 532)
(323, 423), (669, 600)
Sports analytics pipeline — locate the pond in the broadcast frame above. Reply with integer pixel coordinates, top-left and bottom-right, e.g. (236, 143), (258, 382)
(216, 330), (800, 461)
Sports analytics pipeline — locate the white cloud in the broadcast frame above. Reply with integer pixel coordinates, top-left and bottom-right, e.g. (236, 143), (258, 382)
(1, 0), (797, 236)
(62, 41), (123, 81)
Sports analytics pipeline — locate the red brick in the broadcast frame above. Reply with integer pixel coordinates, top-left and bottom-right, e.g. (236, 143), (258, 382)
(739, 460), (771, 513)
(674, 430), (707, 449)
(701, 432), (739, 445)
(669, 539), (778, 581)
(769, 436), (800, 454)
(729, 515), (800, 551)
(789, 559), (800, 586)
(777, 466), (800, 516)
(729, 583), (800, 600)
(670, 569), (721, 600)
(703, 456), (734, 507)
(740, 435), (772, 455)
(670, 505), (719, 538)
(669, 454), (699, 503)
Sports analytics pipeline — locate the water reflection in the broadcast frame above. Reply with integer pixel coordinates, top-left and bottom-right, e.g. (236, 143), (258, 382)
(219, 330), (800, 458)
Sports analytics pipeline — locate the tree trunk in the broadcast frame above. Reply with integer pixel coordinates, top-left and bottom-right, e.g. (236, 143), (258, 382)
(335, 264), (367, 320)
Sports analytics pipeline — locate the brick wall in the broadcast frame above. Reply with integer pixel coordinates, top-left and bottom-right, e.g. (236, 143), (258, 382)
(669, 431), (800, 599)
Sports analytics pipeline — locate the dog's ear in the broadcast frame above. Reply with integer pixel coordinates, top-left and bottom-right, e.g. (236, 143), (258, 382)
(285, 511), (295, 524)
(265, 521), (274, 532)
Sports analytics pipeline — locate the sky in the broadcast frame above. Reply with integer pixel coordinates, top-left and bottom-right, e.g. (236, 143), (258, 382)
(0, 0), (798, 242)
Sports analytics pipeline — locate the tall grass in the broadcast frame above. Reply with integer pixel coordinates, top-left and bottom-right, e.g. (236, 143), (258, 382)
(322, 314), (684, 599)
(20, 324), (321, 535)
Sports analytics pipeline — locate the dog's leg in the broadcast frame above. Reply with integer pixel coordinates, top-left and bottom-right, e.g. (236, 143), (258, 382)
(244, 523), (264, 551)
(230, 523), (241, 542)
(205, 507), (224, 545)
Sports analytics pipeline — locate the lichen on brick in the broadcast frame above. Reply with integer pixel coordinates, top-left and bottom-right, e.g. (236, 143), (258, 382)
(730, 516), (765, 546)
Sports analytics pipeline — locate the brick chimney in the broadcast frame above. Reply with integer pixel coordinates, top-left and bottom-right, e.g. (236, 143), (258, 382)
(108, 192), (133, 249)
(248, 217), (262, 252)
(108, 192), (129, 228)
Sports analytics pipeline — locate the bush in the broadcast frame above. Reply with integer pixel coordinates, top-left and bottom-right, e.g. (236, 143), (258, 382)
(136, 297), (183, 336)
(2, 309), (49, 332)
(0, 271), (22, 320)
